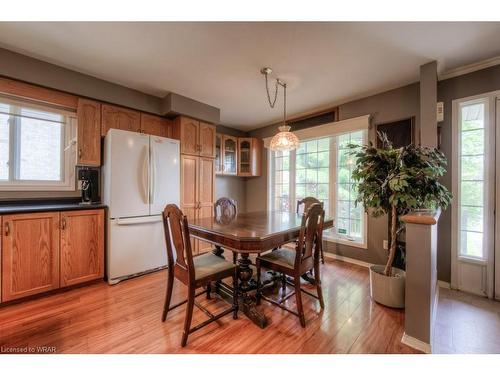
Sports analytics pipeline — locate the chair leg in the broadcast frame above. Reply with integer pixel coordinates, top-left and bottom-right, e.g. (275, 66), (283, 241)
(232, 269), (239, 319)
(256, 260), (261, 305)
(320, 246), (325, 265)
(233, 251), (237, 264)
(181, 287), (195, 347)
(294, 277), (306, 328)
(281, 273), (287, 292)
(206, 282), (211, 299)
(162, 267), (174, 322)
(314, 261), (325, 309)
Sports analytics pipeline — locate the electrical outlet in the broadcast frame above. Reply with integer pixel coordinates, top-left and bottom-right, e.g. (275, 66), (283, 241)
(383, 240), (389, 250)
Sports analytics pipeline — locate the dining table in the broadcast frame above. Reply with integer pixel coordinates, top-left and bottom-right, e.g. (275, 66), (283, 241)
(188, 210), (334, 328)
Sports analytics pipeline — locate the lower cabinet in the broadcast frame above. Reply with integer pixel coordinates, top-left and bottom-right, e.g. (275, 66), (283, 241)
(60, 210), (104, 287)
(1, 212), (60, 302)
(1, 209), (105, 303)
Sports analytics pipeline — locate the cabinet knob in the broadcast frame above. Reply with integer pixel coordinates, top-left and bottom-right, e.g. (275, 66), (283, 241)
(61, 218), (67, 230)
(78, 149), (82, 159)
(5, 222), (10, 236)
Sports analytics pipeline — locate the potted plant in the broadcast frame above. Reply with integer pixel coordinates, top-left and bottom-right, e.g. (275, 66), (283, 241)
(349, 133), (452, 308)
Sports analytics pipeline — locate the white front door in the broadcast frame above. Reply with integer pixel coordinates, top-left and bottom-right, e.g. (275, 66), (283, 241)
(452, 92), (499, 299)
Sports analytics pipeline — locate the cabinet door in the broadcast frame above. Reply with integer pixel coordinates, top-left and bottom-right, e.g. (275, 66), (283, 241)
(102, 104), (141, 135)
(140, 113), (171, 137)
(60, 209), (104, 287)
(238, 138), (252, 176)
(215, 134), (223, 174)
(2, 212), (60, 302)
(178, 117), (199, 155)
(222, 135), (238, 175)
(197, 157), (215, 254)
(199, 122), (216, 158)
(77, 99), (101, 166)
(180, 155), (198, 255)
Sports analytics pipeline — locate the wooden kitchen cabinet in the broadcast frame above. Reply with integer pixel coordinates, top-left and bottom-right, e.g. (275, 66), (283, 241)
(1, 212), (60, 302)
(77, 98), (102, 166)
(180, 155), (215, 255)
(140, 113), (173, 138)
(101, 103), (141, 135)
(60, 209), (104, 287)
(174, 116), (216, 158)
(222, 135), (238, 175)
(237, 137), (262, 177)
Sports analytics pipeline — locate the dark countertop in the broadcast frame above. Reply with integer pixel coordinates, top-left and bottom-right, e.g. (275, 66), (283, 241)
(0, 199), (106, 215)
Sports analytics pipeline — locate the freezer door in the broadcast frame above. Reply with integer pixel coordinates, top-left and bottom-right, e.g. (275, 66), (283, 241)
(107, 216), (168, 284)
(149, 136), (180, 215)
(103, 129), (150, 219)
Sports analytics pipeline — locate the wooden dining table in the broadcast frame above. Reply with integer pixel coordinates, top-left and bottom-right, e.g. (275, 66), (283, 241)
(188, 210), (334, 328)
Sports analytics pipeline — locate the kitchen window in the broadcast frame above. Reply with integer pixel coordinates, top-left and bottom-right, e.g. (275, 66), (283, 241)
(0, 97), (76, 190)
(268, 124), (368, 248)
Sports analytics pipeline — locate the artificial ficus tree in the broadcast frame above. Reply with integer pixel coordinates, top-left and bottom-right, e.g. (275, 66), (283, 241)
(349, 133), (452, 276)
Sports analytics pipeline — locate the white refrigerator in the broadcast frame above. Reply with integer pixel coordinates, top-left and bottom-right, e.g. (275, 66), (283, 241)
(103, 128), (180, 285)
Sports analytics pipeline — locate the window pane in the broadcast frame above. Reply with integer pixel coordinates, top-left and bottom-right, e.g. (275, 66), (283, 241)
(460, 231), (483, 258)
(461, 181), (483, 206)
(460, 206), (483, 232)
(461, 156), (483, 180)
(0, 112), (9, 180)
(19, 117), (63, 181)
(461, 103), (484, 131)
(318, 138), (329, 151)
(461, 129), (484, 155)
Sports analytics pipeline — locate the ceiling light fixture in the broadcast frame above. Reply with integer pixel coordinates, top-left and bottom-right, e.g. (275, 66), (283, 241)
(261, 67), (299, 152)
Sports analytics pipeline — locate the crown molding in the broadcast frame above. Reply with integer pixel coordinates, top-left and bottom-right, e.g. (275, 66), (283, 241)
(438, 56), (500, 81)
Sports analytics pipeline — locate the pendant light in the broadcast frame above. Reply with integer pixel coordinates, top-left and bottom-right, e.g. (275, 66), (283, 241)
(261, 67), (300, 152)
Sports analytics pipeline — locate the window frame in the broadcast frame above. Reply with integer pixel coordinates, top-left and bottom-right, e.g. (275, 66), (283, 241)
(0, 97), (77, 191)
(267, 128), (368, 249)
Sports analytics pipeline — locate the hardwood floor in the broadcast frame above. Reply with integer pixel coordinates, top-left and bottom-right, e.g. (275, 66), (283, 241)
(0, 259), (420, 354)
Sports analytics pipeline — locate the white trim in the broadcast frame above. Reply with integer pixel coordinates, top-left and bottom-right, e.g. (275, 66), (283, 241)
(401, 333), (431, 354)
(263, 114), (371, 148)
(437, 280), (451, 289)
(324, 235), (368, 249)
(439, 56), (500, 81)
(323, 252), (372, 268)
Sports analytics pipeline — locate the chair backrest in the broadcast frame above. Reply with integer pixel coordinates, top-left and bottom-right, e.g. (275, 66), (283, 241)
(295, 203), (325, 266)
(214, 197), (238, 221)
(296, 197), (323, 214)
(162, 204), (195, 283)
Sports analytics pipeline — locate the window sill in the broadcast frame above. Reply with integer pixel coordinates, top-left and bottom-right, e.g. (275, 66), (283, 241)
(324, 235), (367, 250)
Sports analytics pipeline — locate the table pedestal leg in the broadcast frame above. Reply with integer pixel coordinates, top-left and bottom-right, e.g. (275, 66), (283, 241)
(237, 253), (268, 328)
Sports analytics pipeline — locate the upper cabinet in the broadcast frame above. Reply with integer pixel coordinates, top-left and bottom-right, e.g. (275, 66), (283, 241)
(77, 98), (101, 166)
(140, 113), (172, 138)
(238, 137), (262, 177)
(216, 135), (262, 177)
(101, 104), (141, 135)
(173, 116), (216, 158)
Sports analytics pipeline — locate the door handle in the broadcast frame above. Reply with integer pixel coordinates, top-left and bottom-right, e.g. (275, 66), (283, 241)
(150, 146), (156, 204)
(141, 145), (149, 204)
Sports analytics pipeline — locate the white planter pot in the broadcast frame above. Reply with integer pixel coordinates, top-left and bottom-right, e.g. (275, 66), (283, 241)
(369, 265), (406, 308)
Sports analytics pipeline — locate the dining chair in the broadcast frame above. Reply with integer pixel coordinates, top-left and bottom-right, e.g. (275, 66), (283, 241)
(161, 204), (238, 347)
(213, 197), (238, 264)
(256, 203), (325, 327)
(296, 197), (325, 264)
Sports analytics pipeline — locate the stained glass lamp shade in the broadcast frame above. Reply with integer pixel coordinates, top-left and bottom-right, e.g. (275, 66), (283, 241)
(269, 125), (300, 151)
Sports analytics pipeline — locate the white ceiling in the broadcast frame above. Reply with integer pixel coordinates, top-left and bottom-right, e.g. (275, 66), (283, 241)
(0, 22), (499, 130)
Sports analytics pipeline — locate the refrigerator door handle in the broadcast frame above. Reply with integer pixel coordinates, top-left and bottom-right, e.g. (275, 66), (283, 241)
(141, 145), (149, 204)
(115, 216), (163, 225)
(150, 144), (156, 204)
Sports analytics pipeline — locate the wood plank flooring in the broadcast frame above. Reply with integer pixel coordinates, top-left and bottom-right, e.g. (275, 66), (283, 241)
(0, 259), (420, 354)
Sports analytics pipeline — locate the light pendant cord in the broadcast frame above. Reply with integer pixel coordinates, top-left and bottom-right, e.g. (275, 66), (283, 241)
(264, 72), (279, 108)
(283, 83), (287, 127)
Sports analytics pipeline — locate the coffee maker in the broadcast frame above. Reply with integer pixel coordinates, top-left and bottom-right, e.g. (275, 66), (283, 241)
(78, 168), (100, 204)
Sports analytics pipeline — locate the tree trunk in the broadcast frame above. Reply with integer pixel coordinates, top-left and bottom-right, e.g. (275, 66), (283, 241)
(384, 204), (398, 276)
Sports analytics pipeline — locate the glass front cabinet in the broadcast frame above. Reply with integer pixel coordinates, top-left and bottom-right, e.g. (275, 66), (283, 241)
(215, 134), (262, 177)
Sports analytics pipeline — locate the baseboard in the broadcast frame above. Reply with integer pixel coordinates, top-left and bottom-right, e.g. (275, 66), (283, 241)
(401, 333), (432, 354)
(323, 252), (372, 268)
(437, 280), (451, 289)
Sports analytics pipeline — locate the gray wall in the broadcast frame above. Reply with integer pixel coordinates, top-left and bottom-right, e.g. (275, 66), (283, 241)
(437, 64), (500, 282)
(247, 83), (420, 266)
